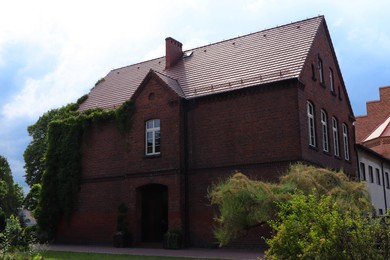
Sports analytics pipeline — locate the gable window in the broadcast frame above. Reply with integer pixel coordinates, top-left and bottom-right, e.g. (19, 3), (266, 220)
(311, 64), (316, 81)
(321, 110), (329, 152)
(369, 166), (374, 183)
(376, 168), (381, 185)
(318, 57), (324, 85)
(342, 123), (350, 160)
(307, 102), (316, 147)
(329, 68), (334, 92)
(145, 119), (160, 155)
(332, 117), (339, 157)
(360, 162), (366, 181)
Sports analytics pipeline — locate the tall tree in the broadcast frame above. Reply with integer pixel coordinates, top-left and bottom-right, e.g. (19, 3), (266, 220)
(23, 103), (79, 187)
(0, 155), (23, 217)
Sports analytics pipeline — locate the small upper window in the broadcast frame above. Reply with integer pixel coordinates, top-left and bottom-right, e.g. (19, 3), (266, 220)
(332, 117), (339, 157)
(307, 102), (316, 147)
(385, 172), (390, 188)
(329, 68), (334, 92)
(318, 57), (324, 85)
(342, 123), (350, 160)
(145, 119), (160, 155)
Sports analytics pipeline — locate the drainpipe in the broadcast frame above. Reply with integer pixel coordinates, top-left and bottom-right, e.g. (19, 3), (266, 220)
(381, 161), (388, 213)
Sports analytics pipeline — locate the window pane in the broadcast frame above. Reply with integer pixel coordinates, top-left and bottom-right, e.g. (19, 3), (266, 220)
(154, 119), (160, 128)
(146, 121), (153, 129)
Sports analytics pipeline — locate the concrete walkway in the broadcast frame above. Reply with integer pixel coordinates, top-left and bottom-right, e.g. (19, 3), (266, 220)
(42, 244), (265, 260)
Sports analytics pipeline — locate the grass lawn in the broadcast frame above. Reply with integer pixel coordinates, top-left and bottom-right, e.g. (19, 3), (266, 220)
(41, 251), (219, 260)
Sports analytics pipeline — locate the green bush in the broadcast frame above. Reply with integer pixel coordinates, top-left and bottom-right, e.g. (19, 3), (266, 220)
(0, 215), (41, 259)
(265, 192), (390, 259)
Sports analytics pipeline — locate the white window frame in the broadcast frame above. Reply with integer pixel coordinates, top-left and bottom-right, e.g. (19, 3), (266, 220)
(342, 123), (350, 160)
(332, 117), (339, 157)
(145, 119), (160, 155)
(318, 58), (324, 85)
(321, 110), (329, 152)
(307, 102), (316, 147)
(329, 68), (334, 92)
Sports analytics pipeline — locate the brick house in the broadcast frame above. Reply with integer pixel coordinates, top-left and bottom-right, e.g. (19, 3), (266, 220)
(56, 16), (357, 247)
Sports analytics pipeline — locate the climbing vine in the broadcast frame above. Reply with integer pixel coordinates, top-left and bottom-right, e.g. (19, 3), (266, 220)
(37, 100), (134, 239)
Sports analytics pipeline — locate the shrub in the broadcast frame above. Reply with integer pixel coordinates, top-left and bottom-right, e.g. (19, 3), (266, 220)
(265, 192), (390, 259)
(0, 215), (41, 259)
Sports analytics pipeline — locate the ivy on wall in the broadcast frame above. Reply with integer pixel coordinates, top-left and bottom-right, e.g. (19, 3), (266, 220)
(37, 99), (134, 239)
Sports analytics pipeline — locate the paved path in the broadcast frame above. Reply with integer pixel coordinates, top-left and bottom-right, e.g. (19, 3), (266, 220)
(42, 244), (264, 260)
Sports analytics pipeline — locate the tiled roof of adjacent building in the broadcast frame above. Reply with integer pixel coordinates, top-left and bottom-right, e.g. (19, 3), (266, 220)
(364, 116), (390, 142)
(79, 16), (324, 111)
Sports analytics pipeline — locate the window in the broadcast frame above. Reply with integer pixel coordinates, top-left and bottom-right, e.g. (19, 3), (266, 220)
(376, 168), (381, 185)
(369, 166), (374, 183)
(318, 57), (324, 85)
(379, 209), (384, 215)
(145, 119), (160, 155)
(311, 64), (316, 80)
(321, 110), (329, 152)
(307, 102), (316, 147)
(329, 68), (334, 92)
(342, 123), (350, 160)
(386, 172), (390, 188)
(332, 117), (339, 156)
(360, 162), (366, 181)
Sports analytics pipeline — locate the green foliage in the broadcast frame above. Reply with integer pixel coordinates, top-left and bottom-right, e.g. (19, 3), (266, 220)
(37, 100), (134, 240)
(23, 184), (41, 213)
(0, 156), (23, 217)
(77, 94), (89, 105)
(0, 215), (41, 259)
(265, 192), (390, 259)
(23, 103), (79, 187)
(208, 163), (373, 246)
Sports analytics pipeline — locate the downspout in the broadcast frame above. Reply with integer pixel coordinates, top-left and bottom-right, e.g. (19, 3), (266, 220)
(183, 100), (190, 246)
(381, 161), (388, 213)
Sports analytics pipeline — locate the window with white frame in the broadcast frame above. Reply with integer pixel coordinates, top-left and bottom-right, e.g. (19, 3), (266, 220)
(318, 57), (324, 85)
(307, 102), (316, 147)
(329, 68), (334, 92)
(145, 119), (160, 155)
(321, 110), (329, 152)
(332, 117), (339, 156)
(342, 123), (350, 160)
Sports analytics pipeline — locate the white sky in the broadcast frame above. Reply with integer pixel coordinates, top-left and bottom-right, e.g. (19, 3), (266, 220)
(0, 0), (389, 191)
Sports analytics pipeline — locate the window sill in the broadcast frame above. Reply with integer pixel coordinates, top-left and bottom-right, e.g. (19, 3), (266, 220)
(144, 154), (161, 159)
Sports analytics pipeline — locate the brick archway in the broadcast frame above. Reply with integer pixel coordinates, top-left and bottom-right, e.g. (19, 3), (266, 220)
(138, 184), (168, 242)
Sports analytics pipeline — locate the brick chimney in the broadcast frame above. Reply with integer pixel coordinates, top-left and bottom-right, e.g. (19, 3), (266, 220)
(165, 37), (183, 69)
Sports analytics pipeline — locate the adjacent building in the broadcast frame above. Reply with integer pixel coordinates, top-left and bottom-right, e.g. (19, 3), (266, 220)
(56, 16), (357, 247)
(356, 86), (390, 214)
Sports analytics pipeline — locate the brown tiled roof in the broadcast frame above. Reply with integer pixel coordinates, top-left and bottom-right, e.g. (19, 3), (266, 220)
(79, 16), (324, 111)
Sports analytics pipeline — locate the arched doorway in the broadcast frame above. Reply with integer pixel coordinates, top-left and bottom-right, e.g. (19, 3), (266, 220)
(138, 184), (168, 242)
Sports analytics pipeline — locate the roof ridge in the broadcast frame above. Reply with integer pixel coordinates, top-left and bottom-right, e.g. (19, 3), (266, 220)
(110, 15), (324, 72)
(183, 15), (324, 52)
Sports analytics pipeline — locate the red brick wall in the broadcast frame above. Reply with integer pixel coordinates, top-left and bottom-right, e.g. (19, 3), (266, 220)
(187, 81), (302, 171)
(298, 20), (357, 177)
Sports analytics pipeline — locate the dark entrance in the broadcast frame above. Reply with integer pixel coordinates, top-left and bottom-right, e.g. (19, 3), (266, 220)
(139, 184), (168, 242)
